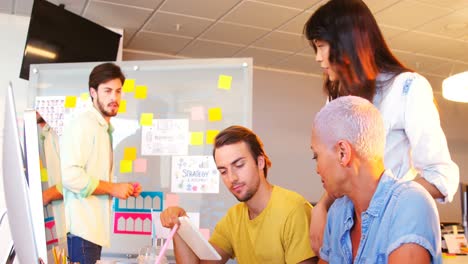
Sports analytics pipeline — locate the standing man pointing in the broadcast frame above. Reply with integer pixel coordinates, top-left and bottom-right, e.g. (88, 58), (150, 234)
(61, 63), (142, 264)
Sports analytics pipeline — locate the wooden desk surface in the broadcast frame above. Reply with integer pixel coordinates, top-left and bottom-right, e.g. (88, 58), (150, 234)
(443, 255), (468, 264)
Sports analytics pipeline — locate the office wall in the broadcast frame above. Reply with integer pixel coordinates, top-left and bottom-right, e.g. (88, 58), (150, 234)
(252, 68), (325, 203)
(435, 94), (468, 222)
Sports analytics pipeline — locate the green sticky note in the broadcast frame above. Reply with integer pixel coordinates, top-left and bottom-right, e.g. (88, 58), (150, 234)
(40, 168), (48, 182)
(122, 79), (135, 93)
(218, 74), (232, 90)
(190, 132), (204, 146)
(124, 147), (137, 160)
(208, 107), (222, 122)
(64, 96), (77, 108)
(206, 130), (219, 144)
(118, 99), (127, 113)
(120, 160), (133, 173)
(135, 85), (148, 99)
(140, 113), (154, 126)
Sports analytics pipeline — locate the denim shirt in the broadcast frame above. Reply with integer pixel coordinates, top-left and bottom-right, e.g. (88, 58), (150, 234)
(320, 170), (442, 264)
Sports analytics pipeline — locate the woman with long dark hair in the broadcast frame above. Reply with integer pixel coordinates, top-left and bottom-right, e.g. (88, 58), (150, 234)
(304, 0), (459, 255)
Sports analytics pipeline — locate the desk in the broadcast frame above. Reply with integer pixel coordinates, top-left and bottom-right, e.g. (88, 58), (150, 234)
(99, 258), (176, 264)
(443, 255), (468, 264)
(100, 254), (176, 264)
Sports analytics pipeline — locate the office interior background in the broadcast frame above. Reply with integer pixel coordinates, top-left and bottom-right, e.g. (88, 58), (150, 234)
(0, 0), (467, 259)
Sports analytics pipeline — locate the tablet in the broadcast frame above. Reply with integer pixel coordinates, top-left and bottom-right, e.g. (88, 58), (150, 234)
(177, 216), (222, 260)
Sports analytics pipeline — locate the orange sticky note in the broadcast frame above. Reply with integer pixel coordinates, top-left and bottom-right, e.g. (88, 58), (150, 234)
(120, 160), (133, 173)
(140, 113), (153, 126)
(64, 96), (77, 108)
(122, 79), (135, 92)
(134, 158), (147, 173)
(80, 92), (89, 101)
(118, 99), (127, 113)
(208, 107), (222, 122)
(206, 130), (219, 144)
(124, 147), (137, 160)
(135, 85), (147, 99)
(218, 74), (232, 90)
(40, 168), (48, 182)
(190, 132), (204, 146)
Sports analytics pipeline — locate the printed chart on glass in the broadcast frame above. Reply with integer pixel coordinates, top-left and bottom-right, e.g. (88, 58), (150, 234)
(28, 58), (253, 256)
(35, 94), (92, 136)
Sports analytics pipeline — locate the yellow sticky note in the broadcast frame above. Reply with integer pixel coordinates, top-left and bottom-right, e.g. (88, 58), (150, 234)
(124, 147), (137, 160)
(64, 96), (77, 108)
(190, 132), (204, 146)
(140, 113), (154, 126)
(122, 79), (135, 93)
(40, 168), (48, 182)
(135, 85), (148, 99)
(118, 99), (127, 113)
(120, 160), (133, 173)
(208, 107), (222, 122)
(218, 74), (232, 90)
(206, 130), (219, 144)
(80, 92), (89, 101)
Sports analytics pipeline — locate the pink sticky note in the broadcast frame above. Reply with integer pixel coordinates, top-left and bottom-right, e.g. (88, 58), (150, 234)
(165, 193), (179, 208)
(199, 228), (210, 240)
(190, 106), (204, 121)
(134, 158), (147, 173)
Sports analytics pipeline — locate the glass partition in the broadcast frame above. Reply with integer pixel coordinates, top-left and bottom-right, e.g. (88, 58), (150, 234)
(27, 58), (253, 256)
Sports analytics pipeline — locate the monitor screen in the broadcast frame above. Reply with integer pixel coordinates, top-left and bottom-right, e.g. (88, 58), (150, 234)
(20, 0), (121, 80)
(461, 183), (468, 238)
(2, 84), (41, 263)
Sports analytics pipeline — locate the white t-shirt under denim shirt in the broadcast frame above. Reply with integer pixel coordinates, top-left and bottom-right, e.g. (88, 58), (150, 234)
(373, 72), (459, 203)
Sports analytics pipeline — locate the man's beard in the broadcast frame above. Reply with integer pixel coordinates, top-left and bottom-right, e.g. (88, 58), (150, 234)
(236, 189), (255, 202)
(96, 97), (118, 117)
(235, 181), (260, 202)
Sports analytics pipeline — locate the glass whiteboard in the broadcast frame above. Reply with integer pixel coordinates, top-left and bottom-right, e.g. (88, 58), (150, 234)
(27, 58), (253, 256)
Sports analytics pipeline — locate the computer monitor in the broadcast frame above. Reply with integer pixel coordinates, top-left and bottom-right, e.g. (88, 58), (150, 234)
(2, 83), (41, 263)
(20, 0), (121, 80)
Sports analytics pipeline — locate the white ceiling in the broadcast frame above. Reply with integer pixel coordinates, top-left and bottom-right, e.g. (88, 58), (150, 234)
(1, 0), (468, 91)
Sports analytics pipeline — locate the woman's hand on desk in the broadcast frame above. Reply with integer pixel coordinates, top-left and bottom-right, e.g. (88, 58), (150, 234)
(160, 207), (187, 228)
